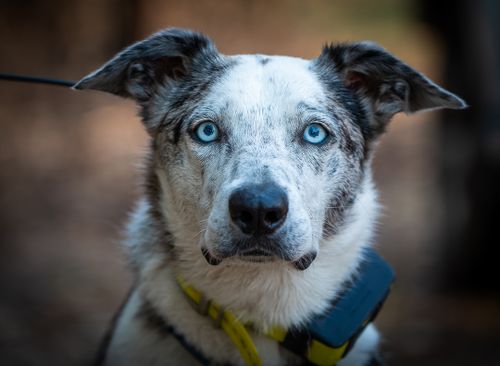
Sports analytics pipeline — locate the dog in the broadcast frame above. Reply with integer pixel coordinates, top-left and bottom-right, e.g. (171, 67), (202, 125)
(74, 28), (465, 366)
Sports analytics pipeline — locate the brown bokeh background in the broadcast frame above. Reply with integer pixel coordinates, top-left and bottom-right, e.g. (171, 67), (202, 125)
(1, 1), (499, 365)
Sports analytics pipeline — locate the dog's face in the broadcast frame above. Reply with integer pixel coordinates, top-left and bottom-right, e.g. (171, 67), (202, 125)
(158, 55), (370, 270)
(75, 29), (465, 271)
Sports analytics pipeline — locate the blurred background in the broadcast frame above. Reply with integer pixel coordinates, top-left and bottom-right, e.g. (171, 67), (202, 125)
(0, 0), (499, 365)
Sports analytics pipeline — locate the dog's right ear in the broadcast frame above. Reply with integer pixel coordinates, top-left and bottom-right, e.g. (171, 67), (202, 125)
(316, 41), (467, 135)
(73, 28), (217, 102)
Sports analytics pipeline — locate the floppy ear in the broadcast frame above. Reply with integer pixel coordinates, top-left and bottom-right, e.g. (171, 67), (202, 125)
(316, 42), (466, 132)
(73, 28), (217, 102)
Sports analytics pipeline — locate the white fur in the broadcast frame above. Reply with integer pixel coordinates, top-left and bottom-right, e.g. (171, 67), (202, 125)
(105, 55), (382, 365)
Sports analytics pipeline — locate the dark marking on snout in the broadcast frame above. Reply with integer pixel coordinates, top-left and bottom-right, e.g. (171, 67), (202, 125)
(229, 183), (288, 236)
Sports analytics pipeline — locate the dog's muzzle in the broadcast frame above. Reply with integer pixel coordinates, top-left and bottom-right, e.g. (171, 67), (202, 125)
(201, 182), (316, 270)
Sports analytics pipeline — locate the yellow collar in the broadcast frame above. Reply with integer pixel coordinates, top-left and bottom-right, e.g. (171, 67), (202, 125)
(176, 277), (348, 366)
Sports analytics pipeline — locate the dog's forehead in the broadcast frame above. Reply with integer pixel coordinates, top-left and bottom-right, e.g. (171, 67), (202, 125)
(206, 55), (325, 110)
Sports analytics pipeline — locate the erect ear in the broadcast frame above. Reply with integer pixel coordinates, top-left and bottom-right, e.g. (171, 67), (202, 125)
(316, 42), (466, 131)
(73, 28), (217, 102)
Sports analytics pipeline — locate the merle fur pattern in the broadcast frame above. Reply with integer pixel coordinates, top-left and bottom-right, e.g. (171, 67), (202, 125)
(74, 28), (465, 366)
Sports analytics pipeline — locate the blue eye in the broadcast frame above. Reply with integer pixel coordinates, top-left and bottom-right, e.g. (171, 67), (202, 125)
(195, 121), (219, 143)
(303, 123), (328, 144)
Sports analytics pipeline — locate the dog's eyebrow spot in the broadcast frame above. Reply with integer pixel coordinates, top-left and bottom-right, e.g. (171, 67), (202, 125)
(258, 57), (271, 66)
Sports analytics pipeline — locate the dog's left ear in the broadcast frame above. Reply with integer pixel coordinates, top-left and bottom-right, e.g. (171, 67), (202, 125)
(316, 42), (466, 132)
(73, 28), (217, 102)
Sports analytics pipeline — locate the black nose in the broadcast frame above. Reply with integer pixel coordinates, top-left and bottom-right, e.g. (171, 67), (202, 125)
(228, 183), (288, 236)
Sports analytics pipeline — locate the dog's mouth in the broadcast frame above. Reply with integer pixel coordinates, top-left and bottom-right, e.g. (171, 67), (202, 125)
(238, 248), (276, 263)
(201, 246), (317, 270)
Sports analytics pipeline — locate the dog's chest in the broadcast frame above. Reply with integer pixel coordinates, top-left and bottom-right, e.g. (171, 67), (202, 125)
(104, 289), (304, 366)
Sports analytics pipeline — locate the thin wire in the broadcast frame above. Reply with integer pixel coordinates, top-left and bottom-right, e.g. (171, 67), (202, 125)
(0, 73), (75, 88)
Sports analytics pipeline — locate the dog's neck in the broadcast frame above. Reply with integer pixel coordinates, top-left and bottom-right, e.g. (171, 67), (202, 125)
(126, 174), (379, 331)
(174, 242), (367, 331)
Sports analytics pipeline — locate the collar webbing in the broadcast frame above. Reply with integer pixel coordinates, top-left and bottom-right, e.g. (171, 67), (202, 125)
(176, 277), (349, 366)
(176, 249), (395, 366)
(177, 277), (263, 366)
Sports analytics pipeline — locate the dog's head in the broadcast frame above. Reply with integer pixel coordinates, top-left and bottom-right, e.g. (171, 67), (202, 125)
(75, 29), (465, 272)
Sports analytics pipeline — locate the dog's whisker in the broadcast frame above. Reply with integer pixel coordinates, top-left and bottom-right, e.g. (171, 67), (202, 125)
(191, 227), (207, 240)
